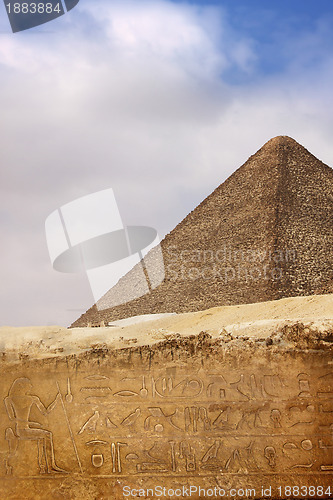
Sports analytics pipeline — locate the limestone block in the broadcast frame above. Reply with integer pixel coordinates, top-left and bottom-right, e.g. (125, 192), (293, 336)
(0, 304), (332, 499)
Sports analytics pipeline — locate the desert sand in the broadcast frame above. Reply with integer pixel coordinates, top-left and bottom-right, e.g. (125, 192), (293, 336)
(1, 293), (332, 359)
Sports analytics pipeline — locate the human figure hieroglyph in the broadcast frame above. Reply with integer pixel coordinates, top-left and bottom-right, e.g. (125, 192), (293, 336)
(4, 377), (67, 474)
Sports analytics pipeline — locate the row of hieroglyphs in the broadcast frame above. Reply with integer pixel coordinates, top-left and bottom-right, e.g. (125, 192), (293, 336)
(83, 436), (333, 474)
(72, 436), (333, 474)
(75, 402), (333, 435)
(73, 371), (333, 402)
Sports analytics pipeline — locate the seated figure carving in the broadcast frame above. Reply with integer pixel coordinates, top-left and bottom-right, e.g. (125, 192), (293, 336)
(4, 377), (67, 474)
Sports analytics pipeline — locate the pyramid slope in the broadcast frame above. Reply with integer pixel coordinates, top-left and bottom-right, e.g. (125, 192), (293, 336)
(72, 136), (333, 327)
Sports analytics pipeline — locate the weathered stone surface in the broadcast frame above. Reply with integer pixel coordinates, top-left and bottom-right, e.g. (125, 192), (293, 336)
(1, 296), (332, 499)
(72, 136), (333, 328)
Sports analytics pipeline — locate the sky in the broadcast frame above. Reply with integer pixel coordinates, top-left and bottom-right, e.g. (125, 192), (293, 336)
(0, 0), (333, 326)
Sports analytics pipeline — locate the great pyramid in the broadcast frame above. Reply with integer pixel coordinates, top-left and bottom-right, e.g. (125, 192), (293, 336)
(72, 136), (333, 327)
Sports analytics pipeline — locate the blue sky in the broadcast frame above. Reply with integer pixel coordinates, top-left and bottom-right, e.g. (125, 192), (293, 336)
(167, 0), (333, 82)
(174, 0), (333, 82)
(0, 0), (333, 325)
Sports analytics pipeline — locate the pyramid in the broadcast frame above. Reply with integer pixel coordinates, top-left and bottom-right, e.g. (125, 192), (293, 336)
(72, 136), (333, 327)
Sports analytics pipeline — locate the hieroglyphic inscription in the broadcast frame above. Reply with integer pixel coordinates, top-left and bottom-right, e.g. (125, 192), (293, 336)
(1, 366), (332, 478)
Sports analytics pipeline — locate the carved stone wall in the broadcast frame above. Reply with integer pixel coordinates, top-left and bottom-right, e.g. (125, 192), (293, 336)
(0, 328), (332, 499)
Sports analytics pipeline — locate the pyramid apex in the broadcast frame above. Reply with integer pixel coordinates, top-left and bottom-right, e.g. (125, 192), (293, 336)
(262, 135), (299, 148)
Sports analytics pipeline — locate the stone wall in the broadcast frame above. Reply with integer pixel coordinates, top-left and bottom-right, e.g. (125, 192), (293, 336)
(0, 323), (332, 499)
